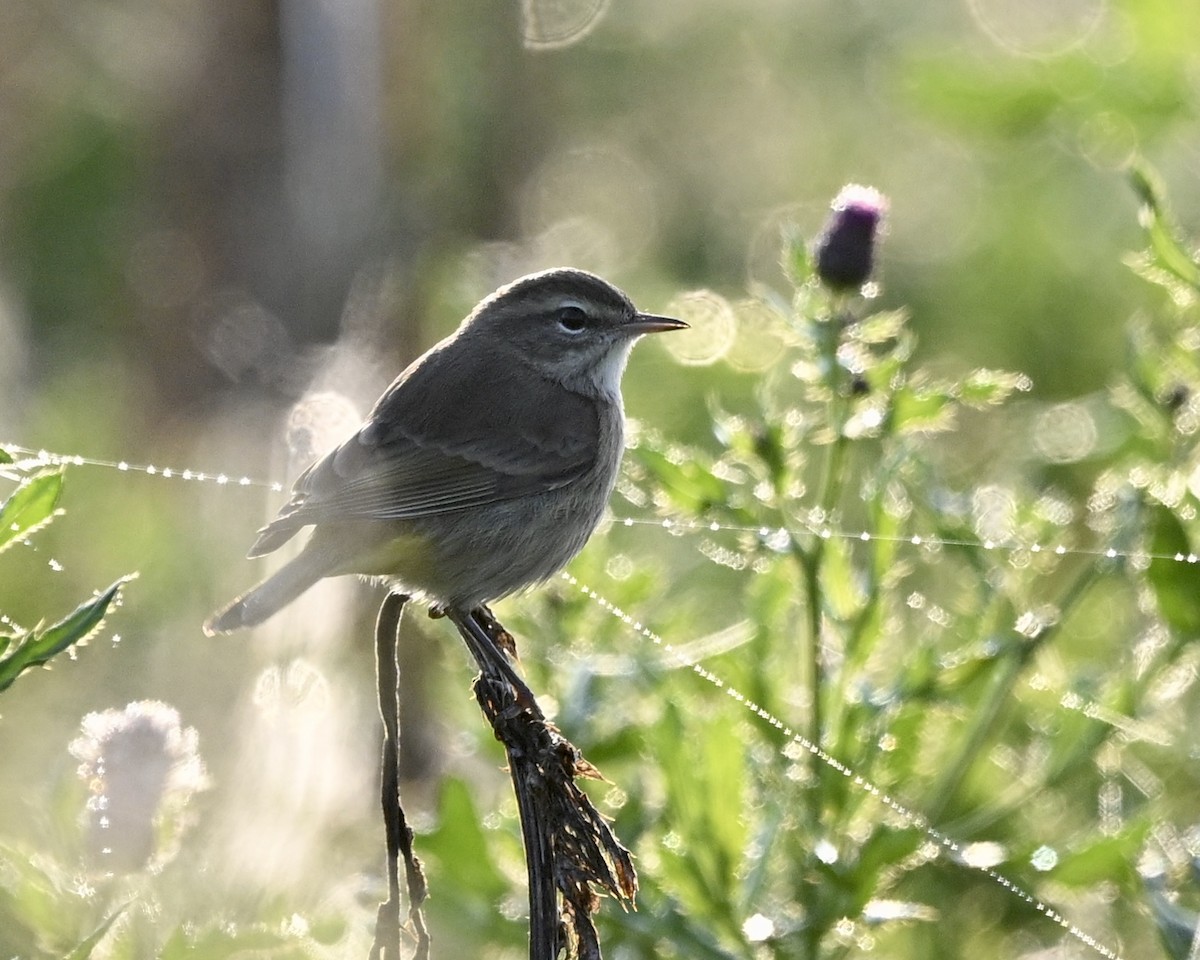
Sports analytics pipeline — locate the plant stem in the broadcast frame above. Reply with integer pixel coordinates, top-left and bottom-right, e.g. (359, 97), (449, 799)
(798, 542), (824, 762)
(923, 562), (1100, 825)
(791, 306), (852, 960)
(804, 308), (855, 752)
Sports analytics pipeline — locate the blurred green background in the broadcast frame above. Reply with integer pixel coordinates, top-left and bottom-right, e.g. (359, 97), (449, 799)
(2, 0), (1200, 957)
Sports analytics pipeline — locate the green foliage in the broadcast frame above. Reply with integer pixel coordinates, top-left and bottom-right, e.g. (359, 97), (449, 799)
(0, 574), (134, 693)
(418, 777), (526, 951)
(585, 171), (1200, 957)
(622, 249), (1043, 952)
(0, 467), (136, 694)
(652, 702), (747, 946)
(0, 834), (348, 960)
(1127, 160), (1200, 302)
(65, 907), (128, 960)
(1047, 818), (1152, 888)
(1146, 506), (1200, 638)
(10, 178), (1200, 957)
(0, 469), (64, 553)
(6, 17), (1200, 952)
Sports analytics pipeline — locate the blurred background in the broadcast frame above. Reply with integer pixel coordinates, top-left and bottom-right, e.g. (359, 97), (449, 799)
(2, 0), (1199, 957)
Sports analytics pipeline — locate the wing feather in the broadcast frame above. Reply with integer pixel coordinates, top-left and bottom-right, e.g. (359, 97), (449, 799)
(248, 336), (599, 556)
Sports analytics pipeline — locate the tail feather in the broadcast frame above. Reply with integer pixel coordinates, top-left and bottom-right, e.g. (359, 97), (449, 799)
(203, 550), (329, 635)
(247, 517), (304, 559)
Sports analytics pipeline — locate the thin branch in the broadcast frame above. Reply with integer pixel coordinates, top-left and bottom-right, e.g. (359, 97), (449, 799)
(370, 592), (429, 960)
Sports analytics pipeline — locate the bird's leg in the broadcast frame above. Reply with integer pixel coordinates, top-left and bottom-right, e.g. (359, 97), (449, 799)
(446, 607), (538, 712)
(432, 604), (520, 664)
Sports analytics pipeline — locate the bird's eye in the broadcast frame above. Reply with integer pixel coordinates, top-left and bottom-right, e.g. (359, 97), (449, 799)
(555, 305), (588, 333)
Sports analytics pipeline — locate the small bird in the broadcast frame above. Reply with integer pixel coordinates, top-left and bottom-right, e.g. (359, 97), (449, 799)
(203, 268), (687, 636)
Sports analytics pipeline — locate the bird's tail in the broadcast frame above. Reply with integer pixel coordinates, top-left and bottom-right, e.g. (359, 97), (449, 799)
(203, 550), (330, 636)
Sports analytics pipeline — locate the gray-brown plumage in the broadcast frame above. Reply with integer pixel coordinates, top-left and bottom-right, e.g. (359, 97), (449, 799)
(203, 268), (686, 635)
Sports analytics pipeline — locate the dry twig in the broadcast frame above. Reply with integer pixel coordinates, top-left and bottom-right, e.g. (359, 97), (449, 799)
(370, 592), (430, 960)
(368, 596), (635, 960)
(447, 607), (637, 960)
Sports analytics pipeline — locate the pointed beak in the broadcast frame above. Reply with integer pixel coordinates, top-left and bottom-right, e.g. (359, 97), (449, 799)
(625, 312), (689, 335)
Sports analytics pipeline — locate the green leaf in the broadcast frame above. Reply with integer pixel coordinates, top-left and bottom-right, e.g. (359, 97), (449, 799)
(66, 905), (128, 960)
(0, 843), (62, 954)
(654, 700), (746, 942)
(421, 777), (508, 901)
(0, 448), (12, 465)
(891, 385), (956, 434)
(852, 309), (908, 345)
(0, 469), (64, 552)
(416, 776), (518, 949)
(956, 368), (1029, 408)
(782, 223), (812, 287)
(822, 535), (865, 621)
(630, 446), (732, 515)
(0, 574), (136, 694)
(1047, 818), (1151, 887)
(750, 420), (789, 493)
(1146, 506), (1200, 638)
(1129, 161), (1200, 293)
(853, 828), (924, 901)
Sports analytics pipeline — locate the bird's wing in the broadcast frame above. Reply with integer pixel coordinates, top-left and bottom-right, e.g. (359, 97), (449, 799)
(247, 341), (599, 556)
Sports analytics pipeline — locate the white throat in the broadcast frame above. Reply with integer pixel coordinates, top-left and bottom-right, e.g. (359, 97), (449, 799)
(584, 338), (636, 400)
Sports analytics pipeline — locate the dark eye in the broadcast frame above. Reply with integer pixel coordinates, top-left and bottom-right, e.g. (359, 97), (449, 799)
(555, 305), (588, 333)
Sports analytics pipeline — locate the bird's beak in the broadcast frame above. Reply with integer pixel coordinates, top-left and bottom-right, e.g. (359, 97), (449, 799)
(626, 313), (689, 335)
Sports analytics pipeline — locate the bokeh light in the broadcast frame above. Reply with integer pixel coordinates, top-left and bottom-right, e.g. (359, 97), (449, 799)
(286, 390), (362, 468)
(967, 0), (1106, 57)
(972, 484), (1017, 543)
(519, 145), (660, 274)
(725, 298), (790, 373)
(203, 293), (296, 386)
(521, 0), (611, 50)
(662, 290), (737, 366)
(218, 657), (371, 892)
(1033, 401), (1098, 463)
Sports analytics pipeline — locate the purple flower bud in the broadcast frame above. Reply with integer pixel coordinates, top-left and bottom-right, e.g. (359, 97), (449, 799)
(813, 185), (888, 293)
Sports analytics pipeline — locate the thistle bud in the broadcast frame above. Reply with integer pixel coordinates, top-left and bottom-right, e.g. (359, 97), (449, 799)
(70, 701), (208, 872)
(813, 184), (887, 293)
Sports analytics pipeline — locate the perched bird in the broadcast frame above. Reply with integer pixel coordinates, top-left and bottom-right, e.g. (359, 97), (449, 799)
(204, 268), (686, 635)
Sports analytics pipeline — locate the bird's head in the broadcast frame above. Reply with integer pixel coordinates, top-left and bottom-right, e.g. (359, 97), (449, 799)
(463, 268), (687, 396)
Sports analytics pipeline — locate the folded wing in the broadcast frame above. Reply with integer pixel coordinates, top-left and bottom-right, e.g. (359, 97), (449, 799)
(248, 342), (598, 557)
